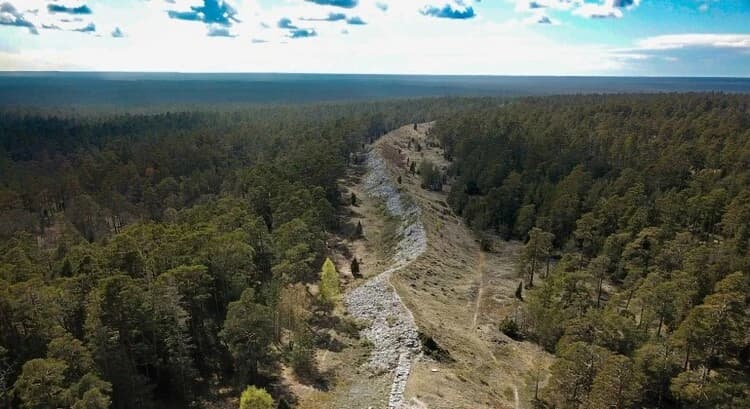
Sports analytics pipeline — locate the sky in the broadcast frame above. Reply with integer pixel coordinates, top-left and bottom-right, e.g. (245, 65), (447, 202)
(0, 0), (749, 76)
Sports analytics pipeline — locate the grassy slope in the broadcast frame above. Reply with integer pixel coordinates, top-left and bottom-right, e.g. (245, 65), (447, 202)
(379, 124), (554, 409)
(293, 124), (555, 409)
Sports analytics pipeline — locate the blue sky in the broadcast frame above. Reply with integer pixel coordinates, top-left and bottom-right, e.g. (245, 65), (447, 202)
(0, 1), (749, 76)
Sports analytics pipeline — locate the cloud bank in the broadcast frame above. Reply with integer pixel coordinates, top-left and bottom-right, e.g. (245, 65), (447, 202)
(421, 4), (476, 19)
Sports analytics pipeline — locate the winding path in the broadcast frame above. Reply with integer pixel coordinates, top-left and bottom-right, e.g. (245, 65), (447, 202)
(345, 149), (426, 409)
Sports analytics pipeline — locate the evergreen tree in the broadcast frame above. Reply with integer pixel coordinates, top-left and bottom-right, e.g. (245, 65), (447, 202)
(72, 388), (111, 409)
(319, 258), (340, 303)
(587, 354), (644, 409)
(13, 358), (68, 409)
(350, 257), (360, 277)
(220, 289), (273, 383)
(520, 227), (554, 287)
(515, 281), (523, 301)
(588, 255), (611, 308)
(419, 160), (442, 191)
(545, 342), (609, 409)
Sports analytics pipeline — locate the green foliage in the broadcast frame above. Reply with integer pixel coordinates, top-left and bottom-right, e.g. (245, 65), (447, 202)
(319, 257), (340, 303)
(71, 388), (111, 409)
(545, 342), (610, 409)
(350, 257), (360, 277)
(0, 98), (501, 408)
(419, 160), (443, 191)
(2, 95), (750, 408)
(13, 358), (68, 409)
(47, 333), (95, 382)
(239, 386), (274, 409)
(221, 289), (274, 383)
(355, 220), (364, 238)
(514, 281), (523, 301)
(519, 227), (554, 287)
(66, 373), (113, 409)
(499, 317), (522, 340)
(436, 94), (750, 409)
(288, 329), (318, 381)
(587, 354), (644, 409)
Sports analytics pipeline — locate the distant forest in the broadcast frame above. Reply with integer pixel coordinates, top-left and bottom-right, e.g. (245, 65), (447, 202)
(430, 93), (750, 408)
(0, 98), (495, 409)
(2, 73), (750, 107)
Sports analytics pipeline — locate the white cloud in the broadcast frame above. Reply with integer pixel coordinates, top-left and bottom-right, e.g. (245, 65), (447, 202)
(514, 0), (581, 12)
(0, 7), (624, 75)
(573, 0), (640, 19)
(637, 34), (750, 50)
(0, 0), (742, 76)
(513, 0), (640, 19)
(522, 11), (557, 25)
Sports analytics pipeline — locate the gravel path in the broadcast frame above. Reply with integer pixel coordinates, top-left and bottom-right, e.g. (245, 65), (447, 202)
(345, 149), (426, 409)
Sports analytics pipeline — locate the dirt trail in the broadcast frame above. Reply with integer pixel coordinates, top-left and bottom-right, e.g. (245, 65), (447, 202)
(471, 251), (486, 329)
(362, 123), (557, 409)
(344, 149), (426, 409)
(329, 123), (553, 409)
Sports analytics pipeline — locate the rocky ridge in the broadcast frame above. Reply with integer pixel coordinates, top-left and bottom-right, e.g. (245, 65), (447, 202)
(345, 149), (426, 409)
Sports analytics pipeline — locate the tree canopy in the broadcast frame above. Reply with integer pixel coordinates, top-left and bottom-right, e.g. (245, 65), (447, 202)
(432, 93), (750, 409)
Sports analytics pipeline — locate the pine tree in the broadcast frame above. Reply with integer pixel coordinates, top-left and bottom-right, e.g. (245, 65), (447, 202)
(520, 227), (554, 287)
(220, 289), (273, 383)
(72, 388), (111, 409)
(355, 220), (363, 238)
(60, 258), (73, 277)
(350, 192), (357, 206)
(515, 281), (523, 301)
(588, 255), (611, 308)
(545, 342), (610, 409)
(319, 258), (340, 303)
(350, 257), (360, 277)
(587, 354), (643, 409)
(13, 358), (68, 409)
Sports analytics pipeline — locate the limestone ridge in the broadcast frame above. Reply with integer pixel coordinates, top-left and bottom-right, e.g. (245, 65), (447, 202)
(345, 149), (426, 409)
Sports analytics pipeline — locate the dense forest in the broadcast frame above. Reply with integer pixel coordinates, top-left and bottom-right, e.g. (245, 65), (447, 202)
(430, 93), (750, 408)
(3, 93), (749, 409)
(0, 98), (497, 409)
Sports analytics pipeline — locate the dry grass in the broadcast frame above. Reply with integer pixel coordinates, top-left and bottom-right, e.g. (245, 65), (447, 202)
(292, 123), (554, 409)
(375, 124), (554, 409)
(291, 155), (403, 409)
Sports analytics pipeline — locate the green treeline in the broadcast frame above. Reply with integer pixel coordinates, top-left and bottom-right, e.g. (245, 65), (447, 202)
(0, 98), (497, 408)
(431, 93), (750, 408)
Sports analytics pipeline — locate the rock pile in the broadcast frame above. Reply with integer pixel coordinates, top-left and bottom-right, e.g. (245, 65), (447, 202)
(345, 150), (426, 409)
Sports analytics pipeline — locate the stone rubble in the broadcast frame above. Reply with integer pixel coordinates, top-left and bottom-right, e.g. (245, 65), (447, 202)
(345, 149), (426, 409)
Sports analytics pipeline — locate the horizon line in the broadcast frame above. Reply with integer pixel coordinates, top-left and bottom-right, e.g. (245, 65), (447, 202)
(1, 70), (749, 80)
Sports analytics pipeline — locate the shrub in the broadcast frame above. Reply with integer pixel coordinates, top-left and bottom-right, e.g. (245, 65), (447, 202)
(499, 317), (523, 341)
(239, 386), (274, 409)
